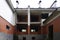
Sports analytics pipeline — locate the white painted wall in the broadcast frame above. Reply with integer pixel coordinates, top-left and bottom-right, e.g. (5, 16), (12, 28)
(0, 0), (16, 25)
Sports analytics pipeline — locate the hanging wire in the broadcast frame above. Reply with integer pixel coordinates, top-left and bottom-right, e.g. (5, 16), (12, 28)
(50, 0), (57, 8)
(16, 0), (19, 8)
(38, 0), (42, 8)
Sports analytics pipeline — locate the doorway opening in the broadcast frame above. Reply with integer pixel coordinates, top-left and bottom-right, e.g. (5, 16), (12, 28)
(23, 37), (26, 40)
(48, 25), (53, 40)
(32, 37), (35, 40)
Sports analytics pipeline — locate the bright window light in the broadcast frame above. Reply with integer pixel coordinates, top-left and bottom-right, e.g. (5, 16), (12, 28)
(22, 29), (26, 32)
(31, 29), (35, 32)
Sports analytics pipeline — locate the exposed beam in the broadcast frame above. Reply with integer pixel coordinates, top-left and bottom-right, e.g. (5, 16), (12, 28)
(16, 22), (28, 24)
(15, 8), (56, 14)
(30, 22), (41, 24)
(6, 0), (15, 12)
(43, 8), (60, 26)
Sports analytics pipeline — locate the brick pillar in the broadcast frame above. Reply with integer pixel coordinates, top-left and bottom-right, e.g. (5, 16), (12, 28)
(28, 26), (30, 34)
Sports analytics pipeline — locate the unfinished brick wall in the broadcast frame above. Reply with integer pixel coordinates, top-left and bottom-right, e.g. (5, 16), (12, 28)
(0, 16), (15, 34)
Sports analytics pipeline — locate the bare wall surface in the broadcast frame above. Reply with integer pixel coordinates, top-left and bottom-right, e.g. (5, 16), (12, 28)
(18, 35), (43, 40)
(0, 32), (13, 40)
(0, 16), (15, 34)
(53, 32), (60, 40)
(0, 16), (14, 40)
(43, 16), (60, 40)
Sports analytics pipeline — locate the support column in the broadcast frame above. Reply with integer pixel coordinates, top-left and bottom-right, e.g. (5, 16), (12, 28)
(15, 12), (17, 23)
(28, 5), (30, 34)
(41, 19), (43, 26)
